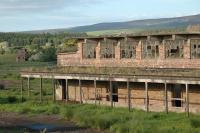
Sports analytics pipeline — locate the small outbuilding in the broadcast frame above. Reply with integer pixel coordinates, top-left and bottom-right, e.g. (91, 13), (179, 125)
(16, 49), (28, 63)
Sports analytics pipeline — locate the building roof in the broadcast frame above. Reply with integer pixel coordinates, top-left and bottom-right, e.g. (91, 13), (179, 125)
(21, 66), (200, 78)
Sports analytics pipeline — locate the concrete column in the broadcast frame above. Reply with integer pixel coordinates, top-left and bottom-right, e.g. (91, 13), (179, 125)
(66, 79), (69, 101)
(184, 39), (191, 59)
(94, 79), (97, 105)
(172, 35), (176, 40)
(115, 40), (121, 60)
(27, 77), (30, 97)
(21, 78), (24, 102)
(52, 78), (55, 101)
(77, 41), (83, 62)
(79, 79), (82, 104)
(145, 82), (149, 112)
(159, 41), (165, 59)
(136, 41), (142, 60)
(186, 83), (189, 117)
(127, 80), (131, 111)
(164, 82), (168, 113)
(40, 77), (43, 102)
(110, 79), (113, 108)
(96, 41), (101, 66)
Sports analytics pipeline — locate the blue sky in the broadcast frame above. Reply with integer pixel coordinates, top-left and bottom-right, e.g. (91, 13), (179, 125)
(0, 0), (199, 32)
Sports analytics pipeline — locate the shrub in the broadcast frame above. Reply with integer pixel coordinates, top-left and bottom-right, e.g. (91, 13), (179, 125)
(16, 107), (32, 114)
(190, 118), (200, 128)
(7, 96), (17, 103)
(0, 84), (5, 90)
(47, 105), (60, 114)
(60, 107), (74, 120)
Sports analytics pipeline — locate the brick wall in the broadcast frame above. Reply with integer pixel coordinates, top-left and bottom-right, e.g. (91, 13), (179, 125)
(57, 38), (200, 69)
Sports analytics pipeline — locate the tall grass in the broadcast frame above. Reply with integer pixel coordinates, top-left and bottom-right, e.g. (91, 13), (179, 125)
(0, 101), (200, 133)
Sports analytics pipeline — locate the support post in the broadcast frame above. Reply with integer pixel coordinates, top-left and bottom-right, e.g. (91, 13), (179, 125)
(40, 77), (43, 102)
(21, 78), (24, 102)
(94, 79), (97, 105)
(79, 79), (82, 104)
(186, 83), (189, 117)
(66, 79), (69, 102)
(27, 77), (30, 97)
(164, 82), (168, 114)
(127, 80), (131, 111)
(145, 82), (149, 112)
(110, 79), (113, 108)
(52, 78), (55, 101)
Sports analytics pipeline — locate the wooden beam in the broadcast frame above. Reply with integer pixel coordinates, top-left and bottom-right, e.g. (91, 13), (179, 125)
(186, 83), (189, 117)
(21, 78), (24, 102)
(66, 79), (69, 102)
(127, 80), (131, 111)
(27, 77), (30, 97)
(79, 79), (82, 104)
(40, 77), (43, 102)
(164, 82), (168, 114)
(145, 82), (149, 112)
(52, 78), (55, 101)
(110, 79), (113, 108)
(94, 79), (97, 105)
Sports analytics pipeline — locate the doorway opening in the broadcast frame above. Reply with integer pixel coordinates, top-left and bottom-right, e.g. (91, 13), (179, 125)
(106, 82), (118, 102)
(171, 84), (182, 107)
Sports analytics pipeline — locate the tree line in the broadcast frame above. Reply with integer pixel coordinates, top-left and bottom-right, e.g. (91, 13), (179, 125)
(0, 32), (87, 47)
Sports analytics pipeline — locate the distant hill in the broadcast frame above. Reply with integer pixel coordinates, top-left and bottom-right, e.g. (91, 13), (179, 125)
(23, 14), (200, 35)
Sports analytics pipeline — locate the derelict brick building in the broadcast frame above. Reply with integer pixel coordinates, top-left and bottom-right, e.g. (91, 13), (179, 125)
(21, 33), (200, 114)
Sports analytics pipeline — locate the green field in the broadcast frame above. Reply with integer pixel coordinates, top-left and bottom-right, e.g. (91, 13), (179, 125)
(0, 54), (55, 78)
(87, 28), (143, 35)
(0, 53), (56, 101)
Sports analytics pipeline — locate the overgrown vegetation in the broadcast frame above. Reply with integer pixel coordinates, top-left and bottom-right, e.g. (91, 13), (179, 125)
(0, 99), (200, 133)
(0, 32), (83, 62)
(23, 66), (200, 78)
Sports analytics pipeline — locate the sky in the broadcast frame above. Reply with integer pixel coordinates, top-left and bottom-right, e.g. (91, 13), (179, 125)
(0, 0), (200, 32)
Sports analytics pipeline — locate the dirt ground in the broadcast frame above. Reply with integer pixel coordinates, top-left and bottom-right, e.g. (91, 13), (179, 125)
(0, 112), (107, 133)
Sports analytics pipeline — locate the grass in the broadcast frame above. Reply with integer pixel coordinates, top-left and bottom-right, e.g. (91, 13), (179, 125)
(0, 100), (200, 133)
(0, 53), (55, 79)
(86, 27), (186, 36)
(87, 28), (144, 36)
(23, 66), (200, 78)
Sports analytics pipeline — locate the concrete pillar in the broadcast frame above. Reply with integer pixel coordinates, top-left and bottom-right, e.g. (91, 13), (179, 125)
(21, 78), (24, 102)
(27, 77), (30, 97)
(96, 41), (101, 66)
(94, 79), (97, 105)
(136, 41), (142, 60)
(184, 39), (191, 59)
(172, 35), (176, 40)
(79, 79), (82, 104)
(115, 40), (121, 60)
(164, 82), (168, 113)
(40, 77), (43, 102)
(110, 79), (113, 108)
(77, 41), (83, 63)
(186, 83), (189, 117)
(66, 79), (69, 101)
(159, 41), (165, 59)
(127, 80), (131, 111)
(52, 78), (55, 101)
(145, 82), (149, 112)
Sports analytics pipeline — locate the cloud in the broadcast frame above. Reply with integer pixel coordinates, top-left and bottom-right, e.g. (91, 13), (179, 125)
(0, 0), (199, 32)
(0, 0), (102, 14)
